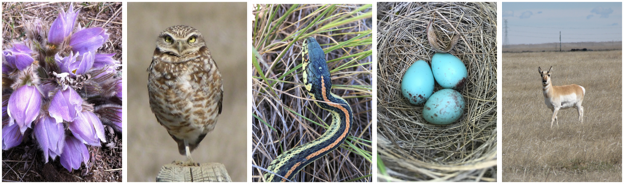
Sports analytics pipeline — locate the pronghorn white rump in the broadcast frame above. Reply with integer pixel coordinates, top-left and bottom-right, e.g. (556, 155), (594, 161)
(538, 66), (585, 128)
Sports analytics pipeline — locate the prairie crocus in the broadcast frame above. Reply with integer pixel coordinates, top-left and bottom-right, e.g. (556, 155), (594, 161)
(114, 108), (122, 130)
(34, 115), (65, 163)
(49, 87), (83, 123)
(7, 85), (41, 134)
(3, 42), (34, 71)
(60, 136), (89, 171)
(69, 27), (109, 54)
(116, 80), (122, 100)
(2, 123), (24, 150)
(93, 53), (119, 69)
(48, 4), (79, 45)
(68, 111), (106, 146)
(55, 51), (94, 76)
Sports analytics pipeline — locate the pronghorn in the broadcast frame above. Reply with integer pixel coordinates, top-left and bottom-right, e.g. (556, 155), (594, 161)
(538, 66), (585, 128)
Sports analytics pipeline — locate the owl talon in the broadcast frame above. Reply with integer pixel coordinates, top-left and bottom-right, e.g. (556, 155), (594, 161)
(172, 160), (199, 167)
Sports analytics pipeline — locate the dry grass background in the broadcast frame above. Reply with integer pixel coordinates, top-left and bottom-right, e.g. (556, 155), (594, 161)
(376, 2), (497, 182)
(251, 4), (372, 182)
(502, 50), (622, 182)
(126, 2), (246, 182)
(503, 42), (622, 53)
(2, 2), (122, 181)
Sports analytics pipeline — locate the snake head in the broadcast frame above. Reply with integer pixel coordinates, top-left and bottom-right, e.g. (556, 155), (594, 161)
(302, 37), (332, 95)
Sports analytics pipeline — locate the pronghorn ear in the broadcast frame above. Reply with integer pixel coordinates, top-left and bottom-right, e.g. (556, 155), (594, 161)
(548, 66), (553, 73)
(538, 67), (542, 73)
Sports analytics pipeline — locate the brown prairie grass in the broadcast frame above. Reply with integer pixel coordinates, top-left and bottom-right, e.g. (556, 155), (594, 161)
(502, 51), (622, 182)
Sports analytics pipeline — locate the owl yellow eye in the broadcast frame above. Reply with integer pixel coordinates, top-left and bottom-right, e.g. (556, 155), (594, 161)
(188, 36), (197, 43)
(164, 35), (173, 44)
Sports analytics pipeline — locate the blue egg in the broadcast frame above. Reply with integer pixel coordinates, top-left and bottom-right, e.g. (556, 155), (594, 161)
(423, 89), (465, 125)
(401, 60), (434, 105)
(431, 53), (468, 89)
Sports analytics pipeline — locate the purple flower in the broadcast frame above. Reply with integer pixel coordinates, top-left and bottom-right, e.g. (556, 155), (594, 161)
(48, 3), (79, 45)
(70, 27), (109, 54)
(60, 136), (89, 171)
(49, 87), (83, 123)
(3, 42), (34, 71)
(34, 115), (65, 163)
(68, 111), (106, 146)
(7, 85), (41, 134)
(93, 53), (119, 69)
(116, 80), (122, 100)
(55, 51), (94, 76)
(2, 123), (24, 150)
(114, 108), (122, 130)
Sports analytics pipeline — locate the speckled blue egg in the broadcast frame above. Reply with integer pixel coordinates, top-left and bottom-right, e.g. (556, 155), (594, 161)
(423, 89), (465, 125)
(401, 60), (434, 105)
(431, 53), (468, 89)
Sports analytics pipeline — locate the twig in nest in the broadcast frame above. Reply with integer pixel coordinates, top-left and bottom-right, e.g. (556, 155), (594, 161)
(427, 19), (459, 53)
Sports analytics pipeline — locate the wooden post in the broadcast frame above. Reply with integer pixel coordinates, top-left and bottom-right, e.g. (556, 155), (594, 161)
(156, 162), (231, 182)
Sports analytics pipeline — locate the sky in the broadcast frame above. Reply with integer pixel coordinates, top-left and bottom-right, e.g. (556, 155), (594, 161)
(503, 2), (622, 45)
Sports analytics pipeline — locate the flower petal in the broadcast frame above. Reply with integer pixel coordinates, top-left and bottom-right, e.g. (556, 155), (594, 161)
(47, 15), (67, 45)
(93, 53), (118, 69)
(60, 136), (89, 171)
(68, 111), (105, 146)
(74, 51), (94, 75)
(70, 27), (108, 54)
(10, 42), (33, 54)
(7, 85), (41, 134)
(63, 3), (79, 37)
(2, 123), (24, 150)
(116, 79), (122, 100)
(49, 88), (83, 123)
(47, 4), (79, 45)
(84, 111), (106, 143)
(3, 50), (34, 71)
(34, 115), (66, 163)
(3, 51), (16, 73)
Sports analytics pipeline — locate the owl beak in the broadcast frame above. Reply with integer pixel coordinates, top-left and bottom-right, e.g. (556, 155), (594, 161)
(177, 42), (183, 54)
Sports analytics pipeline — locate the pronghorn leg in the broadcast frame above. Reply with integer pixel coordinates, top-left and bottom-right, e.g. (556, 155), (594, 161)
(551, 107), (560, 128)
(577, 104), (584, 123)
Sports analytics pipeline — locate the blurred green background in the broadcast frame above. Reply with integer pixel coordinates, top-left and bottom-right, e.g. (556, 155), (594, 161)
(127, 2), (247, 182)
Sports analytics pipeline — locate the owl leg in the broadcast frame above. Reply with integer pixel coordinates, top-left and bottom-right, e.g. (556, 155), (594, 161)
(184, 139), (194, 163)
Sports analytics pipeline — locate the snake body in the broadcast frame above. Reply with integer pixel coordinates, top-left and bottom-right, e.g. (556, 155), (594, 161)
(263, 37), (353, 182)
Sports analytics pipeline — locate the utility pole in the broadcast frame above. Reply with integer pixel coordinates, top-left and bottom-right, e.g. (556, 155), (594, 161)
(504, 19), (509, 48)
(559, 31), (561, 52)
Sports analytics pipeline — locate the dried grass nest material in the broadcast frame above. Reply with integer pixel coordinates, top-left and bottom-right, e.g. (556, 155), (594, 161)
(377, 2), (497, 182)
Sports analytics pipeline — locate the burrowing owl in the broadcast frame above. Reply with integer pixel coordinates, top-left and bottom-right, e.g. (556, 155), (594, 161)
(147, 25), (223, 165)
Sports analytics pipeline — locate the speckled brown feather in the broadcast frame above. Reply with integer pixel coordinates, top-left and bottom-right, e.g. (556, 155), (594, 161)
(147, 25), (223, 155)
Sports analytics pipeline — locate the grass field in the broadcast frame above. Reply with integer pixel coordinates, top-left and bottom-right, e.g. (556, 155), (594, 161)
(502, 50), (622, 182)
(503, 42), (622, 53)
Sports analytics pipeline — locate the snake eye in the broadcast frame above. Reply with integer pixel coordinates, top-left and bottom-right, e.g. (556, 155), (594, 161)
(164, 35), (173, 44)
(188, 36), (197, 43)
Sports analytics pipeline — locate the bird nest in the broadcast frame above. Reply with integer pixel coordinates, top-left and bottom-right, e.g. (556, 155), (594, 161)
(376, 2), (497, 182)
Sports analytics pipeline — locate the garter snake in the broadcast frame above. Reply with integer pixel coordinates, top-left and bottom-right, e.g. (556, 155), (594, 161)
(263, 37), (353, 182)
